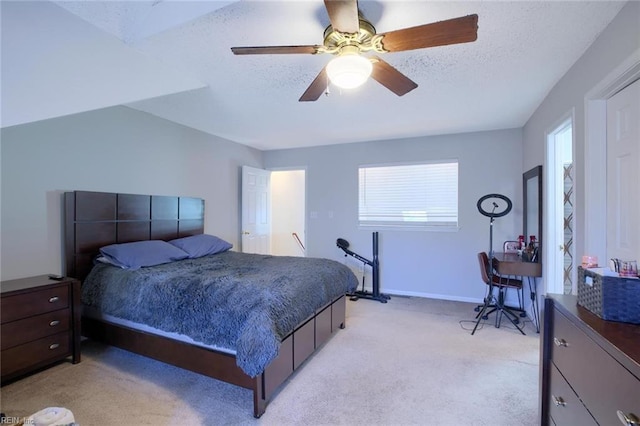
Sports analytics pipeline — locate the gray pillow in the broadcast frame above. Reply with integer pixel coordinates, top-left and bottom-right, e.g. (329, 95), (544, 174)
(99, 240), (189, 269)
(169, 234), (232, 258)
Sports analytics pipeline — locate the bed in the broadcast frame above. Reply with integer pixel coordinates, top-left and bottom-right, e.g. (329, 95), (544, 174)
(64, 190), (357, 417)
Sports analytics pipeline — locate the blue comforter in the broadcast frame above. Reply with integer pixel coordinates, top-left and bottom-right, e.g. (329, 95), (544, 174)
(82, 251), (358, 377)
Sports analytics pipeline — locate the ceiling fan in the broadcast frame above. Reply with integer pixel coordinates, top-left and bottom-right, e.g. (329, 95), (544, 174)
(231, 0), (478, 102)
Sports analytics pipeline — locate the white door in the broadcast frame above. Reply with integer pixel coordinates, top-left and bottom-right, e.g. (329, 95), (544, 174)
(606, 78), (640, 261)
(241, 166), (271, 254)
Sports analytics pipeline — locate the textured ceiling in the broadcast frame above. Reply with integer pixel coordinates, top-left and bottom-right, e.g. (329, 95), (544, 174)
(2, 1), (628, 150)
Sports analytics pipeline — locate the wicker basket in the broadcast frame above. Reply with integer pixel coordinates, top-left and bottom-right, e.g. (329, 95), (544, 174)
(577, 266), (640, 324)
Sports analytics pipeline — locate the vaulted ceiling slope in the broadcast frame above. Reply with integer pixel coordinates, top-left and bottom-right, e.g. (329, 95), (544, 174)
(1, 1), (627, 150)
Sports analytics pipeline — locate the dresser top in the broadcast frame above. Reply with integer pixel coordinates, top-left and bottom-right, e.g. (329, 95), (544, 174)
(1, 275), (76, 294)
(549, 294), (640, 372)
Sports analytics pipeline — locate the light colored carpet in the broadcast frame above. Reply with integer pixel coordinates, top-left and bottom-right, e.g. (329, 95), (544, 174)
(1, 297), (540, 425)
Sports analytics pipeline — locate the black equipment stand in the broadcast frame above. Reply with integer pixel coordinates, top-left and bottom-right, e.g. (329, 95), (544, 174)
(471, 194), (524, 335)
(337, 232), (390, 303)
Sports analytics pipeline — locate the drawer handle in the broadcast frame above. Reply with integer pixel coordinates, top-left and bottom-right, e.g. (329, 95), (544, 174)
(553, 337), (568, 347)
(49, 320), (60, 326)
(49, 343), (60, 350)
(49, 296), (60, 303)
(552, 396), (566, 407)
(617, 410), (640, 425)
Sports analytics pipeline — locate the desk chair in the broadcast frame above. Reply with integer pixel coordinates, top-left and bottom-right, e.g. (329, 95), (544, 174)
(473, 244), (525, 315)
(501, 241), (526, 314)
(472, 252), (526, 335)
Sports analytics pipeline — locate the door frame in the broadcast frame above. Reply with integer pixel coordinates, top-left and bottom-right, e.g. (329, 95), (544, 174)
(545, 111), (575, 295)
(270, 167), (307, 257)
(584, 49), (640, 264)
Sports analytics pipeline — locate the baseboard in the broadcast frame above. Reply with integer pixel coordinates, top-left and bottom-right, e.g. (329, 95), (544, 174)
(374, 288), (483, 304)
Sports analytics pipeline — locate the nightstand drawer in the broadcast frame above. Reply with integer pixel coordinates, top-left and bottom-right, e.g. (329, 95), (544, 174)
(1, 276), (81, 383)
(1, 285), (69, 323)
(1, 309), (71, 350)
(1, 331), (71, 377)
(548, 363), (597, 425)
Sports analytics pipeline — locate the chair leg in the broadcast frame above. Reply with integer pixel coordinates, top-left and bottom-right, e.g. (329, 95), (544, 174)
(472, 273), (527, 335)
(496, 289), (507, 328)
(500, 284), (527, 318)
(471, 287), (496, 335)
(477, 306), (497, 320)
(472, 286), (525, 335)
(492, 288), (526, 334)
(500, 307), (525, 334)
(517, 286), (527, 317)
(474, 285), (492, 312)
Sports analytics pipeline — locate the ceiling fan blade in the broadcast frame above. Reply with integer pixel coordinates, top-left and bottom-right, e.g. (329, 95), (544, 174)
(299, 67), (328, 102)
(231, 45), (320, 55)
(324, 0), (360, 34)
(378, 14), (478, 52)
(370, 57), (418, 97)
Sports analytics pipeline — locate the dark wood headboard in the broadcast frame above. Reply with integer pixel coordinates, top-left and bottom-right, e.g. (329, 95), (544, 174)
(64, 190), (204, 281)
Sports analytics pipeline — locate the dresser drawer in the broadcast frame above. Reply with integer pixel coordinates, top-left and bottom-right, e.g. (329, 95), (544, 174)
(1, 331), (71, 377)
(1, 309), (71, 350)
(1, 285), (69, 323)
(548, 363), (597, 426)
(552, 308), (640, 425)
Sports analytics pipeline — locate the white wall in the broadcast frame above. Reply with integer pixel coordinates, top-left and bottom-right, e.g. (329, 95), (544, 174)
(522, 1), (640, 292)
(0, 104), (522, 304)
(0, 1), (207, 129)
(0, 106), (262, 280)
(264, 129), (523, 302)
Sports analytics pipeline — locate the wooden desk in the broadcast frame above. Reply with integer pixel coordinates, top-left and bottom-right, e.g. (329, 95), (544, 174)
(492, 252), (542, 332)
(492, 252), (542, 277)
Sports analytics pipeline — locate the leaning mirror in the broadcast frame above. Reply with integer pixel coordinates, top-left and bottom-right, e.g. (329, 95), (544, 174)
(523, 165), (543, 258)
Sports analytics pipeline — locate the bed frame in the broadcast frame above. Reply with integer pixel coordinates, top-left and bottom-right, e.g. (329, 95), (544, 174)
(64, 190), (346, 417)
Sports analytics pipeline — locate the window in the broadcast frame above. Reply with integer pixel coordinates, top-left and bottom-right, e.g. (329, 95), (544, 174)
(358, 161), (458, 229)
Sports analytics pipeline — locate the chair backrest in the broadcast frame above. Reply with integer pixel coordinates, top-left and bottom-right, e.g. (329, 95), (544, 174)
(478, 252), (491, 285)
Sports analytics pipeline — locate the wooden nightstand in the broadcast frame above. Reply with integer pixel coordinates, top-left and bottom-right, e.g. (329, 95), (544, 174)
(1, 275), (81, 384)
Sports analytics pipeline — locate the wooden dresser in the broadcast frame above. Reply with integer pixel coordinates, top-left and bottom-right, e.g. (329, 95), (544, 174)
(540, 294), (640, 425)
(1, 275), (81, 383)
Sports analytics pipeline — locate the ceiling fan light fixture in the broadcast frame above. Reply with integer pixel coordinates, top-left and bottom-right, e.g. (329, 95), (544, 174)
(326, 53), (372, 89)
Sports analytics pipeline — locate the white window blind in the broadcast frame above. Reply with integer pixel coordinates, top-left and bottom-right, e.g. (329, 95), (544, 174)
(358, 161), (458, 228)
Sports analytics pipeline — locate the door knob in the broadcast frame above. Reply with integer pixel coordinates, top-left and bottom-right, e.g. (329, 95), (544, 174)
(242, 231), (250, 235)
